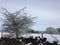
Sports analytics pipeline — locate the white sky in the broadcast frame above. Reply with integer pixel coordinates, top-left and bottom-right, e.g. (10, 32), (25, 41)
(0, 0), (60, 31)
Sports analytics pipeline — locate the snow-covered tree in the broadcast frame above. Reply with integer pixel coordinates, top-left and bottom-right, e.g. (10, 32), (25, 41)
(1, 7), (35, 38)
(46, 27), (55, 34)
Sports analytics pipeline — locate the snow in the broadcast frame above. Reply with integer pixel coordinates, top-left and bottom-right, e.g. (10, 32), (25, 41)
(21, 33), (41, 38)
(21, 33), (60, 44)
(0, 32), (60, 44)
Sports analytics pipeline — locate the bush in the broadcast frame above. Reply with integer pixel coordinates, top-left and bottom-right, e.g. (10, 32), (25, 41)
(0, 38), (24, 45)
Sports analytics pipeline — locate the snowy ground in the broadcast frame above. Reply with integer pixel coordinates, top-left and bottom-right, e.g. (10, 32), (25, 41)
(0, 32), (60, 44)
(21, 33), (60, 44)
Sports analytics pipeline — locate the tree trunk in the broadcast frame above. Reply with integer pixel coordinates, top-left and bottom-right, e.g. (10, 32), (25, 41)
(16, 28), (19, 39)
(16, 31), (19, 39)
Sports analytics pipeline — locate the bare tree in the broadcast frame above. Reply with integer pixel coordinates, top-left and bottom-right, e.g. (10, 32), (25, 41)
(46, 27), (55, 34)
(1, 7), (35, 38)
(56, 28), (60, 33)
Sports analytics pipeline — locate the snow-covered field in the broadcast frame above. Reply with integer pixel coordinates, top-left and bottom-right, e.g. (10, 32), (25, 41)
(0, 32), (60, 44)
(21, 33), (60, 44)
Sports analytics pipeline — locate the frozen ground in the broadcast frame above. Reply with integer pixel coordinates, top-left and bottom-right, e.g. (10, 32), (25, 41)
(21, 33), (60, 44)
(0, 32), (60, 44)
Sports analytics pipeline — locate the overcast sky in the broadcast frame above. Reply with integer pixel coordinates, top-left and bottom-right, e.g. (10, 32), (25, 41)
(0, 0), (60, 31)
